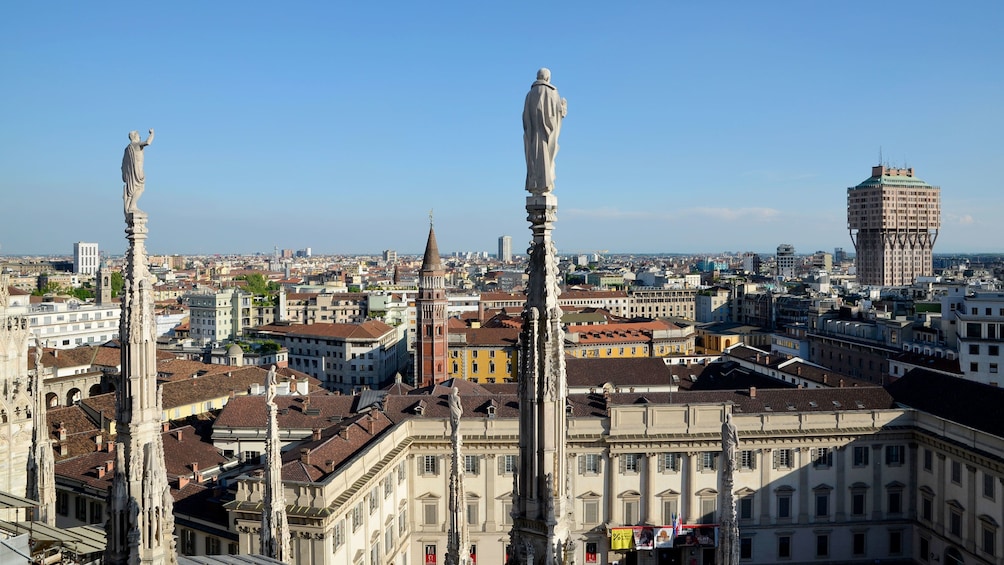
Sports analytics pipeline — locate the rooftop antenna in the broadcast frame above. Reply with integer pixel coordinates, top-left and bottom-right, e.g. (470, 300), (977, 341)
(878, 146), (883, 167)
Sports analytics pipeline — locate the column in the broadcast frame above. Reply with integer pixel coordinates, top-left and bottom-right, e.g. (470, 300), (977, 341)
(834, 446), (846, 521)
(645, 453), (658, 524)
(907, 443), (919, 520)
(685, 452), (698, 524)
(485, 454), (497, 531)
(608, 451), (619, 524)
(871, 445), (884, 520)
(936, 454), (946, 536)
(966, 464), (977, 553)
(797, 447), (809, 524)
(759, 449), (771, 526)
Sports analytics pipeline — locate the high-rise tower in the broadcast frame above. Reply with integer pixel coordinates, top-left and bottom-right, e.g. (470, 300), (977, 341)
(848, 165), (941, 286)
(106, 131), (177, 565)
(498, 235), (513, 263)
(415, 220), (448, 387)
(509, 68), (572, 565)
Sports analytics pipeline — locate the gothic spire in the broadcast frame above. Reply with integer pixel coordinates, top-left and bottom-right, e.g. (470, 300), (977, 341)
(261, 365), (291, 563)
(27, 337), (55, 525)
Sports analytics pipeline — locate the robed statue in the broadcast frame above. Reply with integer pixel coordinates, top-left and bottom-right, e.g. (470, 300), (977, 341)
(122, 128), (155, 216)
(523, 68), (567, 194)
(448, 386), (463, 430)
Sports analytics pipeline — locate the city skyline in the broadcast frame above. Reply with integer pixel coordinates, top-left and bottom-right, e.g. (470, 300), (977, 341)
(2, 2), (1002, 256)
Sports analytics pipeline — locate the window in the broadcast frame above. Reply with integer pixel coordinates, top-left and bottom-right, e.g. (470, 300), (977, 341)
(985, 472), (996, 500)
(75, 497), (87, 521)
(334, 521), (345, 548)
(813, 447), (832, 468)
(584, 499), (600, 524)
(889, 530), (902, 555)
(851, 492), (866, 516)
(466, 501), (478, 525)
(983, 522), (997, 556)
(853, 446), (869, 467)
(661, 499), (678, 525)
(740, 450), (755, 470)
(422, 455), (439, 476)
(777, 492), (792, 520)
(740, 537), (752, 560)
(739, 496), (753, 520)
(398, 461), (407, 484)
(385, 528), (394, 554)
(700, 497), (716, 524)
(698, 452), (717, 471)
(852, 532), (866, 556)
(206, 536), (221, 556)
(369, 489), (379, 513)
(991, 345), (1000, 356)
(89, 501), (103, 524)
(885, 445), (904, 466)
(579, 454), (600, 474)
(774, 449), (793, 469)
(464, 455), (479, 475)
(499, 454), (517, 475)
(923, 449), (933, 472)
(920, 537), (930, 562)
(424, 502), (438, 525)
(352, 503), (363, 531)
(56, 491), (69, 516)
(921, 494), (933, 522)
(815, 492), (829, 517)
(623, 500), (638, 525)
(888, 490), (903, 514)
(502, 502), (513, 525)
(621, 454), (639, 474)
(816, 534), (829, 557)
(951, 460), (962, 484)
(180, 529), (196, 555)
(970, 343), (981, 355)
(950, 506), (963, 537)
(777, 535), (791, 559)
(659, 453), (680, 472)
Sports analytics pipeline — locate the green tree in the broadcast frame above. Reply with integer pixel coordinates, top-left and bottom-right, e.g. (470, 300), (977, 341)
(31, 282), (61, 296)
(237, 273), (278, 296)
(111, 271), (124, 298)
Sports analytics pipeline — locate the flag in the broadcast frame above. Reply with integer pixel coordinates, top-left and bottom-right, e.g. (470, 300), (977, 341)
(673, 513), (683, 537)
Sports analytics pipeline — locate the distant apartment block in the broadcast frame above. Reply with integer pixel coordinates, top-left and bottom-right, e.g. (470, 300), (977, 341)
(187, 288), (252, 344)
(498, 235), (512, 263)
(776, 243), (795, 280)
(73, 242), (99, 275)
(848, 165), (940, 286)
(949, 290), (1004, 386)
(696, 287), (730, 323)
(28, 299), (121, 348)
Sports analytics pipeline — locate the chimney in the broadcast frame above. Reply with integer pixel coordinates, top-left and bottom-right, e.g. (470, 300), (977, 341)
(162, 422), (170, 432)
(796, 366), (802, 376)
(749, 386), (757, 398)
(105, 460), (114, 474)
(312, 428), (321, 441)
(96, 465), (106, 479)
(191, 462), (199, 473)
(178, 476), (190, 489)
(94, 434), (103, 448)
(366, 412), (376, 435)
(175, 429), (183, 442)
(822, 374), (828, 384)
(58, 443), (67, 457)
(53, 349), (58, 358)
(764, 355), (770, 365)
(300, 448), (311, 466)
(106, 441), (115, 453)
(325, 460), (335, 472)
(57, 423), (67, 441)
(838, 378), (844, 388)
(755, 353), (761, 363)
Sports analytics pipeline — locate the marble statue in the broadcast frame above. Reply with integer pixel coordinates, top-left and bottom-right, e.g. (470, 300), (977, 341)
(122, 128), (154, 216)
(448, 386), (463, 429)
(523, 68), (567, 194)
(723, 412), (738, 474)
(717, 412), (741, 565)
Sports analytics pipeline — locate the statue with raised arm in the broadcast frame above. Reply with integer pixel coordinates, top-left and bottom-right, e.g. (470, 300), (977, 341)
(523, 68), (567, 194)
(122, 128), (155, 216)
(266, 365), (278, 405)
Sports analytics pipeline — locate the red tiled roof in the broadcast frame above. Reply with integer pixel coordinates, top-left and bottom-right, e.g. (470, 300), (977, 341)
(255, 320), (394, 339)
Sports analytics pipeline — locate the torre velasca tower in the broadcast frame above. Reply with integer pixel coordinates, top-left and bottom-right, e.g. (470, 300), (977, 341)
(847, 165), (941, 287)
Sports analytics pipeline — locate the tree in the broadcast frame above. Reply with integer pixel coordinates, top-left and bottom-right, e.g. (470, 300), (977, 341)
(237, 273), (278, 296)
(111, 271), (124, 298)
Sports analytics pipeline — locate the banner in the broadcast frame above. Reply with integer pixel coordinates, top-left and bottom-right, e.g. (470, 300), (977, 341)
(633, 527), (654, 550)
(610, 528), (634, 550)
(654, 527), (674, 548)
(425, 544), (437, 565)
(585, 542), (598, 563)
(673, 526), (718, 548)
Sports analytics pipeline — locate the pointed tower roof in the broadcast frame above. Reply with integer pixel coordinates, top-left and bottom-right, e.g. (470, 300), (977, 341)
(421, 225), (443, 271)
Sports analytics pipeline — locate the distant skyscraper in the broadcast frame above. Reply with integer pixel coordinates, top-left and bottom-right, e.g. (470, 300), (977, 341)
(498, 235), (512, 263)
(776, 244), (796, 280)
(848, 165), (941, 286)
(415, 223), (447, 387)
(73, 241), (99, 275)
(383, 249), (398, 264)
(834, 247), (846, 265)
(742, 252), (761, 274)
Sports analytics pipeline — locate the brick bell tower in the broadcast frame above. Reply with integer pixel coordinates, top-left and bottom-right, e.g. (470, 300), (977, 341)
(415, 216), (448, 387)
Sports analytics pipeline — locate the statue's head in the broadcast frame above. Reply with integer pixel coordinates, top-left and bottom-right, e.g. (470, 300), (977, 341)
(128, 131), (140, 142)
(537, 68), (551, 82)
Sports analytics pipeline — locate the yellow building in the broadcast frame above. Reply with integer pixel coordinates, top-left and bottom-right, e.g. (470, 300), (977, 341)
(565, 319), (695, 358)
(447, 327), (520, 383)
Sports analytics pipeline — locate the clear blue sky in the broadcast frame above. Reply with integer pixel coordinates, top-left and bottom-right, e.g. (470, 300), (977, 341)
(1, 2), (1001, 257)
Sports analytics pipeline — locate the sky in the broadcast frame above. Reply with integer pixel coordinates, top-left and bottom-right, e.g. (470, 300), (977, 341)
(1, 2), (1002, 257)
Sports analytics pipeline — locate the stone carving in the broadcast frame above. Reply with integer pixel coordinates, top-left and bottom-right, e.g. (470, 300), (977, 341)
(448, 386), (463, 430)
(122, 128), (154, 216)
(523, 68), (567, 194)
(261, 364), (291, 563)
(717, 412), (740, 565)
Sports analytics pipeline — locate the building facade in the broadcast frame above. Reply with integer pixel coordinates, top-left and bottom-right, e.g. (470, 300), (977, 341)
(497, 235), (512, 263)
(776, 244), (796, 280)
(73, 242), (99, 276)
(415, 225), (448, 387)
(848, 165), (941, 287)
